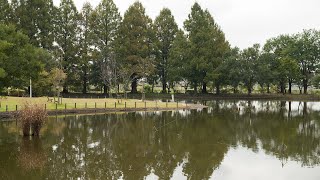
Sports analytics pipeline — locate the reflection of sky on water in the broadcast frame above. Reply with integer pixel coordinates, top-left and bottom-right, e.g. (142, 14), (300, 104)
(206, 100), (320, 117)
(213, 147), (320, 180)
(145, 144), (320, 180)
(1, 100), (320, 179)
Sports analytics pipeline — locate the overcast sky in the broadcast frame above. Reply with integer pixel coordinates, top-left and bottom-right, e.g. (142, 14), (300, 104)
(53, 0), (320, 49)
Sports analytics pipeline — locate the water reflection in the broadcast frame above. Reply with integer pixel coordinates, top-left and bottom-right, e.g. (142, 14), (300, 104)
(0, 100), (320, 179)
(18, 137), (47, 171)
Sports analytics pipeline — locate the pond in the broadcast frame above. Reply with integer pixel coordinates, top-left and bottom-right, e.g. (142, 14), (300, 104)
(0, 100), (320, 179)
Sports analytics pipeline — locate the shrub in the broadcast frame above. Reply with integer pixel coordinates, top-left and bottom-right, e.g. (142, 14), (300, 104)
(18, 103), (48, 136)
(144, 84), (152, 93)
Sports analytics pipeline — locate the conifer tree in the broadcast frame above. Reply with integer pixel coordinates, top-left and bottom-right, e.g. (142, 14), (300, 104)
(55, 0), (79, 93)
(117, 2), (155, 93)
(91, 0), (121, 94)
(184, 3), (229, 93)
(78, 2), (94, 94)
(154, 8), (178, 93)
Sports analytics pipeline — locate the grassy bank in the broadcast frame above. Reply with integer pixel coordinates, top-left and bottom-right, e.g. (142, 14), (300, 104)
(0, 97), (184, 112)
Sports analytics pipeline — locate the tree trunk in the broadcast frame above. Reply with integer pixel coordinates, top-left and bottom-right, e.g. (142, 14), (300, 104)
(82, 68), (87, 94)
(288, 79), (292, 94)
(62, 84), (68, 93)
(131, 79), (137, 93)
(152, 81), (155, 93)
(267, 84), (270, 93)
(248, 86), (252, 95)
(103, 84), (108, 95)
(233, 86), (236, 94)
(162, 78), (166, 93)
(193, 82), (198, 94)
(216, 85), (220, 95)
(202, 82), (207, 94)
(280, 82), (285, 94)
(303, 79), (308, 94)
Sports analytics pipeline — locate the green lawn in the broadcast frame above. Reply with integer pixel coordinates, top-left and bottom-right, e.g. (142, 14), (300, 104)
(0, 97), (185, 112)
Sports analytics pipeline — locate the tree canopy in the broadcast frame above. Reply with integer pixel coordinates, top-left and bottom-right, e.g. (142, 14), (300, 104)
(1, 1), (320, 96)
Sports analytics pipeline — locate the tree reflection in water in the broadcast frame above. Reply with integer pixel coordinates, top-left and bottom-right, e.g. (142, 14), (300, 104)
(18, 137), (47, 172)
(0, 100), (320, 179)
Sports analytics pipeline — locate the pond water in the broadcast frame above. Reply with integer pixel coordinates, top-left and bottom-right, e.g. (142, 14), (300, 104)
(0, 100), (320, 180)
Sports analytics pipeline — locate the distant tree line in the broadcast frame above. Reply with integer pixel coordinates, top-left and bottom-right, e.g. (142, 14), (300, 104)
(0, 0), (319, 96)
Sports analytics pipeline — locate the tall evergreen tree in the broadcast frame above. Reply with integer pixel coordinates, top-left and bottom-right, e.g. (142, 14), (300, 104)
(91, 0), (121, 94)
(12, 0), (56, 49)
(55, 0), (79, 93)
(78, 2), (94, 94)
(168, 30), (191, 92)
(184, 3), (229, 93)
(117, 2), (154, 93)
(154, 8), (178, 93)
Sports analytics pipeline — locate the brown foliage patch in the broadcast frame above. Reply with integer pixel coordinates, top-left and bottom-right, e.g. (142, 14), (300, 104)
(18, 103), (48, 136)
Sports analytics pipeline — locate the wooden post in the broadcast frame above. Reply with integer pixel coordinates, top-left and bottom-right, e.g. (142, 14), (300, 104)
(135, 102), (137, 108)
(56, 104), (57, 110)
(85, 102), (87, 108)
(105, 102), (106, 109)
(6, 105), (8, 112)
(75, 103), (77, 109)
(45, 104), (46, 110)
(0, 101), (1, 108)
(65, 103), (67, 111)
(16, 105), (18, 111)
(115, 102), (116, 109)
(95, 102), (97, 109)
(145, 102), (146, 109)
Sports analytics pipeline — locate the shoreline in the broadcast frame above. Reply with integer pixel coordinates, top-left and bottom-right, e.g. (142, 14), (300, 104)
(146, 93), (320, 101)
(0, 103), (207, 120)
(2, 93), (320, 120)
(61, 93), (320, 101)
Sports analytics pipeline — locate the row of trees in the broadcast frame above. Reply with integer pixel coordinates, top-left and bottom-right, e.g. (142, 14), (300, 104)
(0, 0), (320, 96)
(214, 30), (320, 94)
(0, 0), (229, 95)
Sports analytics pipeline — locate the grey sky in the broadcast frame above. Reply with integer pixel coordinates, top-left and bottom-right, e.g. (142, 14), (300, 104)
(53, 0), (320, 49)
